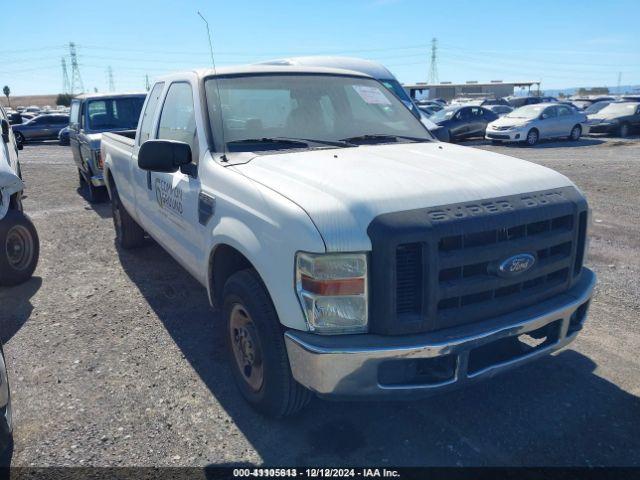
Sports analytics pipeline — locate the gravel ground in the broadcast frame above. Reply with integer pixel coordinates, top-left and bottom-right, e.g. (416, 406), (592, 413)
(1, 136), (639, 467)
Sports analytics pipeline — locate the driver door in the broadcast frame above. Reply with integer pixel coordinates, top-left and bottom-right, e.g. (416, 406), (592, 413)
(141, 81), (204, 276)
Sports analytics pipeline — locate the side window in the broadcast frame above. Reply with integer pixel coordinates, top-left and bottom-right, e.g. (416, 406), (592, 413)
(157, 82), (197, 161)
(138, 82), (165, 145)
(542, 107), (557, 119)
(70, 101), (80, 129)
(558, 106), (571, 117)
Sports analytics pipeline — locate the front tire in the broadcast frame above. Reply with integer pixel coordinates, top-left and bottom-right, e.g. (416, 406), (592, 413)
(618, 122), (630, 138)
(14, 132), (24, 146)
(223, 269), (311, 417)
(110, 183), (145, 249)
(525, 128), (539, 146)
(0, 210), (40, 286)
(569, 125), (582, 141)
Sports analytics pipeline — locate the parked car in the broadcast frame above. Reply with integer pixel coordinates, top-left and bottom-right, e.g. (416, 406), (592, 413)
(506, 96), (541, 108)
(256, 56), (450, 142)
(481, 98), (510, 106)
(11, 114), (69, 145)
(586, 102), (640, 137)
(485, 104), (513, 117)
(58, 126), (71, 146)
(583, 101), (611, 115)
(486, 103), (586, 146)
(0, 106), (39, 286)
(430, 105), (499, 141)
(417, 104), (441, 117)
(68, 93), (146, 202)
(0, 342), (11, 457)
(102, 66), (595, 417)
(570, 96), (615, 111)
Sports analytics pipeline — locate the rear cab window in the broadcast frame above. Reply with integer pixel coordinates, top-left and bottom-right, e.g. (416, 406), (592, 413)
(138, 82), (165, 145)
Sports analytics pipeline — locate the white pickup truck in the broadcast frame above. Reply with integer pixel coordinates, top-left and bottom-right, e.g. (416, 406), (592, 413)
(102, 65), (595, 417)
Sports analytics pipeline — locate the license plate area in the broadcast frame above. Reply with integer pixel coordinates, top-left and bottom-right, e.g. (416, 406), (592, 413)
(467, 319), (562, 376)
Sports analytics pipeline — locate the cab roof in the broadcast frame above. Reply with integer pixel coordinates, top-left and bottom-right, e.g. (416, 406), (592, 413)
(74, 92), (147, 100)
(155, 64), (374, 82)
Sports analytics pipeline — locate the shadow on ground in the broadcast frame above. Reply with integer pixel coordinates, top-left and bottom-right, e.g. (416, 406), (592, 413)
(116, 242), (640, 467)
(0, 277), (42, 343)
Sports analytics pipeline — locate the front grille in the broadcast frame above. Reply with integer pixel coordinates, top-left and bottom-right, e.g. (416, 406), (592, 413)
(368, 187), (588, 335)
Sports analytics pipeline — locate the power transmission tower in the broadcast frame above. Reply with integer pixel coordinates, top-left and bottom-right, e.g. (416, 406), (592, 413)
(61, 57), (70, 94)
(617, 72), (622, 94)
(428, 37), (439, 84)
(144, 74), (150, 91)
(69, 42), (84, 94)
(107, 66), (115, 92)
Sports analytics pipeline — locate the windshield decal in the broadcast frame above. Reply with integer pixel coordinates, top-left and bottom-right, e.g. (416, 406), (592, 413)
(352, 85), (391, 105)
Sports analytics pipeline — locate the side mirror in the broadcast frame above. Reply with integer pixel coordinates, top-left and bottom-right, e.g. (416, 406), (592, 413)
(1, 119), (10, 143)
(138, 139), (192, 173)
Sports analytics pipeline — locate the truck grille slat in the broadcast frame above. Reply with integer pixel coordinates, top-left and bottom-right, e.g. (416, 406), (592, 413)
(369, 188), (588, 335)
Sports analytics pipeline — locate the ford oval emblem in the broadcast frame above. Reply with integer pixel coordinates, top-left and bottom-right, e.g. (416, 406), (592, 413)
(497, 253), (536, 277)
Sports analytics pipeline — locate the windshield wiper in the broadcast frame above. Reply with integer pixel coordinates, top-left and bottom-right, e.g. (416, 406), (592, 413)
(339, 134), (429, 145)
(226, 136), (354, 150)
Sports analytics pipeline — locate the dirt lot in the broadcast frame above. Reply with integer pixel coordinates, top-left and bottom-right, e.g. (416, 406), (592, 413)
(1, 136), (639, 467)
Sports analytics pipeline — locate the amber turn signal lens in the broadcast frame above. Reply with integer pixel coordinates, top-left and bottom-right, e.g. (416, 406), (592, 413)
(300, 275), (364, 296)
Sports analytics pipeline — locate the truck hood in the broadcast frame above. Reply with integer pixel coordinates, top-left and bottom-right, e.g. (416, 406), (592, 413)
(232, 142), (576, 251)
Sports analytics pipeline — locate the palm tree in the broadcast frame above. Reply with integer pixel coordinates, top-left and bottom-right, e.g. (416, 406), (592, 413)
(2, 86), (9, 108)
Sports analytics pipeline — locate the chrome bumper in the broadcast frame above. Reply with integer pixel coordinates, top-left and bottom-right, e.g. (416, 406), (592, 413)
(90, 174), (105, 187)
(285, 269), (596, 398)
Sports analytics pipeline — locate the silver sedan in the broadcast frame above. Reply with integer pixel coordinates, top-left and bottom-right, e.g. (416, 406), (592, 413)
(486, 103), (587, 146)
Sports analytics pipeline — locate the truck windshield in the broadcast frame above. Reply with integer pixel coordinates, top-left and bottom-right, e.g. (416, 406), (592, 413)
(86, 97), (145, 131)
(205, 74), (432, 152)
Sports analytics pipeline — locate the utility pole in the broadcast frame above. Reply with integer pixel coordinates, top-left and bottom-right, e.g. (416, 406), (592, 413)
(144, 74), (151, 91)
(428, 37), (439, 84)
(107, 66), (115, 92)
(61, 57), (70, 94)
(69, 42), (85, 94)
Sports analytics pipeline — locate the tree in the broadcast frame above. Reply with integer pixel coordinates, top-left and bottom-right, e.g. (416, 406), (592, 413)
(56, 93), (73, 107)
(2, 86), (9, 107)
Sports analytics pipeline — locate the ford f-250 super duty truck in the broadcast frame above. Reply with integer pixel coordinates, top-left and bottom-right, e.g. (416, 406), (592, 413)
(102, 65), (595, 417)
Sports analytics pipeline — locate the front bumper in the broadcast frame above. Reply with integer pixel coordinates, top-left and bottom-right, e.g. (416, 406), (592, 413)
(485, 127), (526, 142)
(285, 268), (595, 398)
(586, 123), (617, 134)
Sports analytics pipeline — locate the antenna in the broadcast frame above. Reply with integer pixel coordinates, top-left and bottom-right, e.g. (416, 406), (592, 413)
(197, 11), (227, 162)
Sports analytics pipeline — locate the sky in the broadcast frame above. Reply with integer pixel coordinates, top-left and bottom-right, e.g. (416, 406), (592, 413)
(1, 0), (639, 96)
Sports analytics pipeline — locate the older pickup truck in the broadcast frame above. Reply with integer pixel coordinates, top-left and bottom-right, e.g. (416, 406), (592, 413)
(69, 92), (146, 202)
(102, 65), (595, 417)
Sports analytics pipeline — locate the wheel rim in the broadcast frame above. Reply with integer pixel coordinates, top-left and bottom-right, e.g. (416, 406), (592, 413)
(527, 130), (538, 144)
(229, 304), (264, 392)
(572, 126), (580, 140)
(5, 224), (34, 271)
(621, 124), (628, 137)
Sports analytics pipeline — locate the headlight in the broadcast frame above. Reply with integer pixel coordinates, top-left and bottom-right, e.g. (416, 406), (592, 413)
(295, 252), (368, 334)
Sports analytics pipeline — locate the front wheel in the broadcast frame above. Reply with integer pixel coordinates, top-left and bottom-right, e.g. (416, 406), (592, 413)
(618, 122), (630, 138)
(223, 269), (311, 417)
(0, 210), (40, 286)
(569, 124), (582, 141)
(525, 128), (539, 146)
(14, 132), (25, 146)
